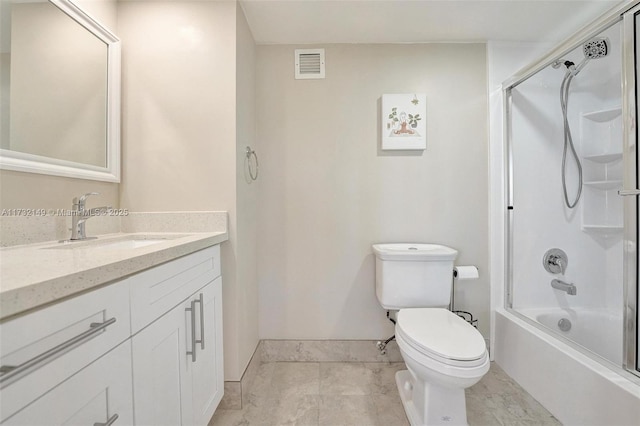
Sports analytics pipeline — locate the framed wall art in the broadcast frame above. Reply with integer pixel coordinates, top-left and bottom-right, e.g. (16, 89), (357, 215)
(381, 94), (427, 150)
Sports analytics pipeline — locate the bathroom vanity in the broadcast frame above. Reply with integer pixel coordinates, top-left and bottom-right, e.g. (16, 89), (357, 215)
(0, 231), (227, 425)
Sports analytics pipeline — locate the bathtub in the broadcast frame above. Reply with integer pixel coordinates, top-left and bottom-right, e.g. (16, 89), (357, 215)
(494, 308), (640, 425)
(520, 307), (623, 365)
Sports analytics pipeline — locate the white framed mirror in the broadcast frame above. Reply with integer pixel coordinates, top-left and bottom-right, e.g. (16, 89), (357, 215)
(0, 0), (120, 182)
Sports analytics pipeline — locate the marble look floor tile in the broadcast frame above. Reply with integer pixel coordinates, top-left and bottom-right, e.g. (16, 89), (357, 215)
(244, 362), (276, 406)
(318, 395), (378, 426)
(364, 362), (406, 395)
(211, 361), (558, 426)
(211, 394), (319, 426)
(466, 363), (560, 426)
(270, 395), (320, 426)
(271, 362), (320, 399)
(246, 362), (320, 407)
(319, 362), (374, 395)
(210, 405), (271, 426)
(372, 394), (410, 426)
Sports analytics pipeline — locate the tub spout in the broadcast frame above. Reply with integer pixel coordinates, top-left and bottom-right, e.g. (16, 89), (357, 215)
(551, 279), (577, 295)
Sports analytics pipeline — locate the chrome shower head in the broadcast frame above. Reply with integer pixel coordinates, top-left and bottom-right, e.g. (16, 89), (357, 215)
(552, 38), (611, 76)
(583, 37), (609, 59)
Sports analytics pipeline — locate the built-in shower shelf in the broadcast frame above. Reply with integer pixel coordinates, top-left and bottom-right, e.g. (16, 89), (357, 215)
(581, 107), (622, 122)
(583, 153), (623, 163)
(582, 225), (623, 235)
(584, 180), (623, 190)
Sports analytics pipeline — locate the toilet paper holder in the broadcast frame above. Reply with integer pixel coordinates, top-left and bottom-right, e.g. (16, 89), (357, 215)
(451, 265), (479, 328)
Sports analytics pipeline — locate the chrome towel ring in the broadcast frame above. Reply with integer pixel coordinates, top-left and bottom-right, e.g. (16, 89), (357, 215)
(245, 146), (259, 181)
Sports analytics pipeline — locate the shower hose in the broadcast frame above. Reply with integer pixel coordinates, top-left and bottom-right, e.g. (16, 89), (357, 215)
(560, 70), (583, 209)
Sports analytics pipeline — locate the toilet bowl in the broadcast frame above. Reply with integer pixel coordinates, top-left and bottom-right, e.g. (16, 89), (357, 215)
(395, 308), (489, 426)
(372, 243), (489, 425)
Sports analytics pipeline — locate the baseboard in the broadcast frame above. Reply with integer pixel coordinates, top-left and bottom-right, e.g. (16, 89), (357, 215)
(260, 339), (403, 363)
(218, 341), (263, 410)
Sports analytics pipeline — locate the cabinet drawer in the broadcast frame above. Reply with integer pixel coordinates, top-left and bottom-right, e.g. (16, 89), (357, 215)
(0, 280), (130, 422)
(2, 341), (134, 426)
(130, 245), (220, 334)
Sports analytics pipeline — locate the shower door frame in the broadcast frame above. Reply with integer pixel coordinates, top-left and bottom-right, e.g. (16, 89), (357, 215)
(503, 0), (639, 378)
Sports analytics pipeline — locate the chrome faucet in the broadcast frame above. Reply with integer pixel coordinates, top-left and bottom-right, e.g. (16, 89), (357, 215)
(548, 255), (566, 274)
(70, 192), (110, 240)
(551, 279), (577, 296)
(543, 248), (568, 275)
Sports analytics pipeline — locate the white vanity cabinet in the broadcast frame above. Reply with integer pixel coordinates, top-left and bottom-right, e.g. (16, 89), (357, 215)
(3, 342), (134, 426)
(130, 244), (223, 426)
(0, 244), (224, 426)
(0, 280), (132, 425)
(131, 278), (223, 426)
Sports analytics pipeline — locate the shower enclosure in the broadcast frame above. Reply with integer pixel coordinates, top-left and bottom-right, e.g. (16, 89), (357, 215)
(505, 4), (638, 379)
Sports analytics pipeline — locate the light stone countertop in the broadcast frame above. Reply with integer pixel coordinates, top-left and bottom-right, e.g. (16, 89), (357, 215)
(0, 231), (228, 321)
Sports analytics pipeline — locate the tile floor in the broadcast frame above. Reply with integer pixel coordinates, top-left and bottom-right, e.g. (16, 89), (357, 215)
(210, 361), (560, 426)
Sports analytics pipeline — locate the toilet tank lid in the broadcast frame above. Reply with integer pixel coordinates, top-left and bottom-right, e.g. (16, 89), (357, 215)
(372, 243), (458, 261)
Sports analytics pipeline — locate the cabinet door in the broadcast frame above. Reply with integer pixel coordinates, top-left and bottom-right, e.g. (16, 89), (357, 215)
(189, 278), (223, 425)
(132, 278), (223, 426)
(131, 302), (193, 426)
(3, 341), (133, 426)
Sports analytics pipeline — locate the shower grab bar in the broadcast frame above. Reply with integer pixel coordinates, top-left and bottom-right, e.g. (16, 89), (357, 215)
(618, 189), (640, 196)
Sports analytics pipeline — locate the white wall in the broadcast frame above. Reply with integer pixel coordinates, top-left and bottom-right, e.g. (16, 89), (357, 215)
(234, 1), (259, 378)
(256, 43), (490, 340)
(118, 0), (258, 381)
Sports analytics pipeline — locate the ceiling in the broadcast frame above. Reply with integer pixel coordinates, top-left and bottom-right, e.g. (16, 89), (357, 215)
(240, 0), (624, 44)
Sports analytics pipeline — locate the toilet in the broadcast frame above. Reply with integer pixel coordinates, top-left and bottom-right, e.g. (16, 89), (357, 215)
(372, 243), (489, 426)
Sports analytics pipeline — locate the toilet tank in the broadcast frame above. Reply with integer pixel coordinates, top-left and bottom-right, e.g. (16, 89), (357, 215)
(372, 243), (458, 310)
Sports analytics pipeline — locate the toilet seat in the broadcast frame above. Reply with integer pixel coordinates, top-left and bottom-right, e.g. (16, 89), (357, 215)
(396, 308), (487, 367)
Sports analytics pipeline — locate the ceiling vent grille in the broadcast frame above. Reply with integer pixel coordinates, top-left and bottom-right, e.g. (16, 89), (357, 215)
(295, 49), (325, 79)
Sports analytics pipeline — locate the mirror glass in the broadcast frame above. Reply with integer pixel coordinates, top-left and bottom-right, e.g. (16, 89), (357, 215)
(0, 0), (120, 181)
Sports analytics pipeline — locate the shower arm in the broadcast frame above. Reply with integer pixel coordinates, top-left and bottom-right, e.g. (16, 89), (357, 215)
(568, 57), (591, 77)
(575, 57), (591, 75)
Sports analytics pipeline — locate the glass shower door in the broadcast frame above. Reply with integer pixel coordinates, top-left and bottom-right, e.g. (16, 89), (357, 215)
(623, 4), (640, 375)
(506, 10), (640, 376)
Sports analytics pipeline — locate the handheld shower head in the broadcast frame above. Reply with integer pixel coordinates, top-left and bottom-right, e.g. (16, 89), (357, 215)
(583, 37), (609, 59)
(552, 38), (610, 76)
(569, 38), (610, 76)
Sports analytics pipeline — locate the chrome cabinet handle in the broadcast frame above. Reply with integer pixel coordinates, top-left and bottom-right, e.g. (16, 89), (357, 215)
(618, 189), (640, 196)
(186, 300), (197, 362)
(94, 413), (119, 426)
(0, 318), (116, 388)
(196, 293), (205, 351)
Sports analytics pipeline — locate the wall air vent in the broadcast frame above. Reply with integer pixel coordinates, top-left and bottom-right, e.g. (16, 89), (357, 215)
(294, 49), (325, 80)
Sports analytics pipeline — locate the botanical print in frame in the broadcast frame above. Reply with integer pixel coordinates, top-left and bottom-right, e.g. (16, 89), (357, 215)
(381, 94), (427, 150)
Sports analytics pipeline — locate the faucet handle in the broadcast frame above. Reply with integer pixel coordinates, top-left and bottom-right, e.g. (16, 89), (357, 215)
(73, 192), (99, 207)
(543, 248), (568, 275)
(79, 192), (99, 202)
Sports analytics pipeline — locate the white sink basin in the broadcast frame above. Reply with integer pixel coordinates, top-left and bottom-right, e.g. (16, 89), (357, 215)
(91, 239), (168, 250)
(47, 234), (190, 250)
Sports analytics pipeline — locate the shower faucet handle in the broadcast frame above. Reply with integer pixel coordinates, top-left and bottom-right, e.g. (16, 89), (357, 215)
(543, 248), (568, 275)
